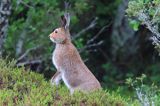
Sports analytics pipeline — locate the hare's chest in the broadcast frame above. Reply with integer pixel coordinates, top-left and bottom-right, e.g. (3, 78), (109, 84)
(52, 51), (59, 69)
(52, 49), (65, 69)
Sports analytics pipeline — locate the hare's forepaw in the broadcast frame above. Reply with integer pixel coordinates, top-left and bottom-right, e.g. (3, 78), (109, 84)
(50, 72), (62, 86)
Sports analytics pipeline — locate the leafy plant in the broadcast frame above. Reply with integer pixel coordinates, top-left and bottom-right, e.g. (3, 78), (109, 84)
(126, 0), (160, 54)
(0, 58), (140, 105)
(126, 74), (160, 106)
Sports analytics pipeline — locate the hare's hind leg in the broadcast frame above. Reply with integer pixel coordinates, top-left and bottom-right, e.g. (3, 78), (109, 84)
(51, 71), (62, 86)
(76, 82), (101, 93)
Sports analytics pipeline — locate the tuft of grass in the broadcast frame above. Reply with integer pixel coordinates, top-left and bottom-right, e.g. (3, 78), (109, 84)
(0, 58), (140, 106)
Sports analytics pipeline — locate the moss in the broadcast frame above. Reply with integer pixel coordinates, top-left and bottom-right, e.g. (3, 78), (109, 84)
(0, 59), (140, 106)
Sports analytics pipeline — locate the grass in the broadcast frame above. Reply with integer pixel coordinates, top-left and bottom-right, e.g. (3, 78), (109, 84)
(0, 58), (140, 106)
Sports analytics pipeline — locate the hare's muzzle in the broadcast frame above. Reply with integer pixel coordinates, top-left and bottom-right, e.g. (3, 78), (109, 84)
(49, 34), (51, 38)
(49, 34), (54, 39)
(49, 34), (56, 43)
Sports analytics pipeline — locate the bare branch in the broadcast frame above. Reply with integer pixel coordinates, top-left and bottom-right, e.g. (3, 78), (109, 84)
(87, 24), (111, 45)
(79, 41), (103, 53)
(76, 24), (108, 54)
(15, 14), (33, 56)
(86, 41), (103, 48)
(152, 5), (160, 21)
(16, 59), (42, 67)
(15, 30), (26, 56)
(16, 0), (34, 8)
(17, 45), (42, 62)
(72, 17), (98, 40)
(138, 11), (160, 54)
(138, 11), (160, 38)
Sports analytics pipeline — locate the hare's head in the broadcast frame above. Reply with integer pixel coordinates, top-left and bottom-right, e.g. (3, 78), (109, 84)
(49, 13), (71, 44)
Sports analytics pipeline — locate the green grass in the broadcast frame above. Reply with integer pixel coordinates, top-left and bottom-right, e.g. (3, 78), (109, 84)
(0, 58), (140, 106)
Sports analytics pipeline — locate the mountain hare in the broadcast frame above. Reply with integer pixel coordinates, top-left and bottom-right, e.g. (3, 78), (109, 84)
(49, 13), (101, 94)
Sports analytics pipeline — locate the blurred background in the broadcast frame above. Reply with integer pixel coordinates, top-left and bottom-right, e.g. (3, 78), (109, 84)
(0, 0), (160, 90)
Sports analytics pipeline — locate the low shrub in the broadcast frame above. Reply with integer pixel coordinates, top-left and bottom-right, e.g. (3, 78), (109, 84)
(0, 59), (139, 106)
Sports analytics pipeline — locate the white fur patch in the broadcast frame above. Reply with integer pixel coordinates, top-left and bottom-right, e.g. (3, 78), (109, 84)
(52, 51), (58, 69)
(51, 73), (62, 85)
(50, 37), (56, 43)
(62, 73), (71, 89)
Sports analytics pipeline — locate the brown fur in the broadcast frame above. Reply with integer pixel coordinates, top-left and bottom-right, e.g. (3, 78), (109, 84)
(49, 15), (101, 94)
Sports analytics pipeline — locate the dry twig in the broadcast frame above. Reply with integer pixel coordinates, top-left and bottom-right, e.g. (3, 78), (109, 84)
(72, 17), (98, 40)
(17, 45), (42, 62)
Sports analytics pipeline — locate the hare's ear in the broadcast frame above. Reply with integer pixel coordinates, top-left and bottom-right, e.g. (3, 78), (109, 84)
(60, 13), (70, 30)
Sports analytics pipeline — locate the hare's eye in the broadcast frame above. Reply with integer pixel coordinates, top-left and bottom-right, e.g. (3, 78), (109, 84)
(55, 30), (58, 33)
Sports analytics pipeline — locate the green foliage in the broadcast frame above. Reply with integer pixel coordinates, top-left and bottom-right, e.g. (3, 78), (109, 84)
(145, 63), (160, 83)
(126, 1), (160, 92)
(126, 0), (145, 17)
(127, 0), (160, 31)
(74, 38), (84, 49)
(102, 63), (119, 88)
(6, 0), (92, 57)
(0, 59), (140, 105)
(126, 74), (160, 105)
(126, 0), (160, 54)
(128, 19), (140, 31)
(127, 0), (160, 18)
(6, 0), (121, 57)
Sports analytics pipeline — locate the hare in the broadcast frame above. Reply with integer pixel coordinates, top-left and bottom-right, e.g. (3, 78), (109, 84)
(49, 13), (101, 94)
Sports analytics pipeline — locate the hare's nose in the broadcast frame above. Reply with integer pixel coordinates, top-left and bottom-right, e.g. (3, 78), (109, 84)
(49, 34), (51, 37)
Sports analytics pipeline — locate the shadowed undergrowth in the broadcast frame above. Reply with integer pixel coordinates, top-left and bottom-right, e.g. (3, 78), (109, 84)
(0, 59), (139, 106)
